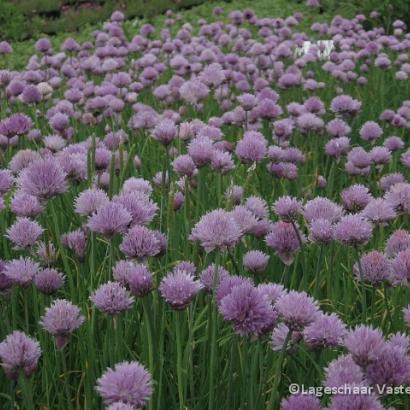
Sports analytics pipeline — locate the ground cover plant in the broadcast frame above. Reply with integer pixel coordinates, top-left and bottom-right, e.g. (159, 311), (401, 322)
(0, 1), (410, 409)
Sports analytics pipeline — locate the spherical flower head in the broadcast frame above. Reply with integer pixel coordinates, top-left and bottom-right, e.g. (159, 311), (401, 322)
(326, 118), (351, 138)
(172, 155), (197, 177)
(235, 131), (267, 162)
(391, 249), (410, 284)
(245, 196), (269, 219)
(34, 268), (65, 294)
(152, 119), (176, 145)
(230, 206), (258, 235)
(96, 361), (153, 407)
(280, 394), (321, 410)
(379, 173), (405, 192)
(370, 146), (391, 165)
(120, 225), (161, 260)
(190, 209), (242, 253)
(75, 188), (109, 216)
(362, 198), (396, 224)
(49, 112), (69, 132)
(243, 250), (269, 273)
(385, 229), (410, 258)
(359, 121), (383, 142)
(225, 185), (243, 205)
(62, 229), (87, 261)
(211, 151), (235, 174)
(330, 94), (361, 116)
(35, 38), (51, 53)
(40, 299), (84, 349)
(334, 215), (373, 246)
(273, 196), (302, 221)
(328, 384), (384, 410)
(325, 137), (350, 159)
(382, 135), (404, 152)
(324, 354), (364, 388)
(113, 261), (154, 297)
(200, 264), (230, 292)
(341, 184), (372, 212)
(0, 41), (12, 54)
(22, 85), (41, 104)
(353, 251), (391, 284)
(0, 169), (14, 194)
(366, 343), (410, 387)
(265, 221), (305, 265)
(303, 197), (343, 224)
(91, 281), (134, 315)
(257, 283), (285, 304)
(0, 331), (41, 380)
(159, 269), (202, 310)
(276, 291), (319, 330)
(303, 312), (346, 348)
(219, 282), (277, 336)
(188, 136), (214, 167)
(347, 147), (371, 169)
(237, 93), (257, 111)
(344, 325), (385, 367)
(4, 257), (39, 287)
(6, 217), (43, 250)
(18, 158), (67, 199)
(308, 218), (334, 245)
(384, 182), (410, 214)
(122, 177), (152, 196)
(88, 202), (131, 239)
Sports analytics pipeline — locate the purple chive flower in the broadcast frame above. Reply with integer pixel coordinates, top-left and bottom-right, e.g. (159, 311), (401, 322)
(200, 264), (230, 292)
(330, 95), (361, 116)
(384, 182), (410, 214)
(273, 196), (302, 221)
(75, 188), (109, 216)
(62, 229), (87, 261)
(384, 136), (404, 152)
(341, 184), (372, 212)
(243, 250), (269, 273)
(219, 282), (277, 337)
(362, 198), (396, 224)
(347, 147), (371, 169)
(344, 325), (385, 367)
(40, 299), (84, 349)
(303, 197), (343, 223)
(325, 137), (350, 160)
(303, 313), (346, 348)
(88, 202), (131, 239)
(353, 251), (391, 284)
(188, 136), (214, 167)
(359, 121), (383, 142)
(257, 283), (285, 304)
(324, 354), (364, 388)
(113, 261), (153, 297)
(281, 394), (321, 410)
(120, 225), (161, 260)
(96, 361), (153, 407)
(326, 118), (351, 137)
(245, 196), (269, 219)
(235, 131), (267, 162)
(4, 257), (39, 287)
(265, 221), (305, 265)
(391, 249), (410, 284)
(366, 343), (410, 387)
(308, 218), (334, 245)
(172, 155), (197, 177)
(379, 173), (405, 192)
(159, 269), (202, 310)
(275, 291), (319, 330)
(6, 217), (43, 249)
(152, 119), (176, 145)
(34, 268), (65, 294)
(107, 403), (134, 410)
(334, 215), (373, 246)
(91, 282), (134, 315)
(0, 331), (41, 380)
(328, 385), (384, 410)
(18, 158), (67, 199)
(10, 191), (43, 218)
(237, 93), (257, 111)
(385, 229), (410, 258)
(190, 209), (242, 253)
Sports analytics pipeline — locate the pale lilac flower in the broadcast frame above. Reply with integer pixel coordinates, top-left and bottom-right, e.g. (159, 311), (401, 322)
(334, 215), (373, 246)
(0, 331), (41, 380)
(75, 188), (109, 216)
(243, 250), (269, 273)
(34, 268), (65, 294)
(40, 299), (84, 349)
(96, 361), (153, 407)
(385, 229), (410, 258)
(303, 313), (346, 348)
(120, 225), (161, 259)
(91, 282), (134, 315)
(4, 257), (39, 287)
(6, 217), (43, 249)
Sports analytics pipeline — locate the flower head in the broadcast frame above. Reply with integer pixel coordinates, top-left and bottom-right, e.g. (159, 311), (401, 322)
(91, 282), (134, 315)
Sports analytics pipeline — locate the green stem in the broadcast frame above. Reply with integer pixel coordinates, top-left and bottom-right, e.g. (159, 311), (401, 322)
(174, 311), (184, 410)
